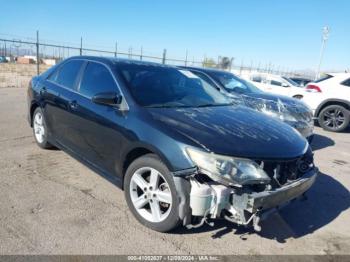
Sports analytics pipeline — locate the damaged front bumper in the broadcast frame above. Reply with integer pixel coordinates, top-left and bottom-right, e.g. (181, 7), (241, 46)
(232, 168), (318, 214)
(175, 167), (318, 231)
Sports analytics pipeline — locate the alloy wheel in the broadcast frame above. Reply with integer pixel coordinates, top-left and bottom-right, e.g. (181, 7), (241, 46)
(322, 108), (345, 130)
(129, 167), (172, 223)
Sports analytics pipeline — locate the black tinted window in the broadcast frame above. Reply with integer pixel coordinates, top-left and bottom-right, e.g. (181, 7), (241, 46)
(270, 80), (282, 86)
(56, 60), (83, 89)
(315, 74), (333, 83)
(191, 71), (217, 87)
(251, 76), (262, 82)
(80, 62), (118, 97)
(209, 71), (262, 94)
(342, 78), (350, 87)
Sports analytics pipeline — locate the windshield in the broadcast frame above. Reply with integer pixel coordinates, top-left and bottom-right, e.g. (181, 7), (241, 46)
(282, 76), (299, 86)
(208, 71), (263, 94)
(117, 63), (232, 108)
(314, 74), (333, 83)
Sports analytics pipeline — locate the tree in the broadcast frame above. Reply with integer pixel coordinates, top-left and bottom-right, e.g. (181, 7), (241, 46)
(202, 58), (216, 68)
(218, 56), (233, 70)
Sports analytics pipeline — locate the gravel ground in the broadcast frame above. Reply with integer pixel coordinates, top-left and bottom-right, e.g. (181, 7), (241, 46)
(0, 87), (349, 255)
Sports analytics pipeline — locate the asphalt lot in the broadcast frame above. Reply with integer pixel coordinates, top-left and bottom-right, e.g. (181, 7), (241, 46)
(0, 87), (349, 255)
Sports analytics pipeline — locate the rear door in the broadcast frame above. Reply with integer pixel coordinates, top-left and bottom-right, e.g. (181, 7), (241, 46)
(44, 59), (85, 150)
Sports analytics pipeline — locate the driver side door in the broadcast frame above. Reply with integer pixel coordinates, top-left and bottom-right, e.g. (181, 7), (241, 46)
(72, 61), (128, 174)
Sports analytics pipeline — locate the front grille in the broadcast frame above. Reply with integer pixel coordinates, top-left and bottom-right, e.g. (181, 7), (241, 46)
(255, 147), (314, 188)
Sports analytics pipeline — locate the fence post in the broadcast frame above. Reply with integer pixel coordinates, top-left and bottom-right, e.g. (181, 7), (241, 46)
(229, 57), (234, 71)
(115, 42), (117, 57)
(140, 46), (143, 60)
(80, 37), (82, 56)
(162, 49), (167, 64)
(239, 59), (243, 75)
(36, 30), (40, 75)
(185, 50), (188, 66)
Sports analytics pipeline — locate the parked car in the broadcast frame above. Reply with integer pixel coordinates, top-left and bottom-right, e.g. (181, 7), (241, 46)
(290, 77), (312, 87)
(0, 56), (8, 63)
(27, 56), (317, 232)
(180, 67), (314, 142)
(302, 73), (350, 132)
(244, 72), (306, 98)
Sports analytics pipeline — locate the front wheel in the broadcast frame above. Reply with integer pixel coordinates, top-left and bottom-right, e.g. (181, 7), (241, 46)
(318, 105), (350, 132)
(124, 154), (180, 232)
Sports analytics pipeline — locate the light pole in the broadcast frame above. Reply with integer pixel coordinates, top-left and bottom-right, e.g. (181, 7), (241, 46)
(316, 26), (330, 80)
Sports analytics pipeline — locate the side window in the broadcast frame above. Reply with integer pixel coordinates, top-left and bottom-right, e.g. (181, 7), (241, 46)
(55, 60), (84, 89)
(48, 69), (58, 82)
(270, 80), (282, 86)
(251, 75), (262, 83)
(79, 62), (118, 98)
(341, 78), (350, 87)
(191, 71), (218, 87)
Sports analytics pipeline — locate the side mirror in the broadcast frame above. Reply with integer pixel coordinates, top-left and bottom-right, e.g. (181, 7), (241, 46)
(92, 92), (122, 107)
(282, 83), (289, 87)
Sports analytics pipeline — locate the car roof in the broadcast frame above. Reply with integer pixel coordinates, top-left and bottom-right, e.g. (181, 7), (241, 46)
(179, 66), (229, 74)
(66, 55), (176, 68)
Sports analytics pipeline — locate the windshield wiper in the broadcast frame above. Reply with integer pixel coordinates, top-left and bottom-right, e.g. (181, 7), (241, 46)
(197, 103), (232, 108)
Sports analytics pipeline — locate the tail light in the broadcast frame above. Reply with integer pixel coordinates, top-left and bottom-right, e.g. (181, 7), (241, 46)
(306, 84), (322, 93)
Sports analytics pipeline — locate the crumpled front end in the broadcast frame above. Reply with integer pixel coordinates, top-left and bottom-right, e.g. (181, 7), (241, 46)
(240, 95), (314, 141)
(176, 147), (318, 231)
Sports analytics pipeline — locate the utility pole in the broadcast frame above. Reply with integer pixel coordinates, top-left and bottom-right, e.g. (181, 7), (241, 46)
(162, 49), (167, 64)
(316, 26), (330, 80)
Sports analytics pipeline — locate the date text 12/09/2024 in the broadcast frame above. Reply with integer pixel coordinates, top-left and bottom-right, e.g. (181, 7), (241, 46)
(127, 255), (220, 261)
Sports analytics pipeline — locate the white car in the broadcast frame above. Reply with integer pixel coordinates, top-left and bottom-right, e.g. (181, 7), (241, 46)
(302, 73), (350, 132)
(244, 73), (306, 98)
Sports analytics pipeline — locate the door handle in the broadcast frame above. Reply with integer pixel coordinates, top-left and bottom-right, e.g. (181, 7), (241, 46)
(39, 87), (47, 95)
(69, 100), (78, 110)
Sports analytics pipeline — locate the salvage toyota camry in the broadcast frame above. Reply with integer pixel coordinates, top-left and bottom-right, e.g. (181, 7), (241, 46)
(27, 56), (318, 232)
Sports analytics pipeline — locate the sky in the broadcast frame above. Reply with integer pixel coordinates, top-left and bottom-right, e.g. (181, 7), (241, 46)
(0, 0), (349, 72)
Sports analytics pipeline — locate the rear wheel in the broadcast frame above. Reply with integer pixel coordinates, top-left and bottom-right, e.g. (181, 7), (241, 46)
(318, 105), (350, 132)
(32, 107), (53, 149)
(124, 154), (180, 232)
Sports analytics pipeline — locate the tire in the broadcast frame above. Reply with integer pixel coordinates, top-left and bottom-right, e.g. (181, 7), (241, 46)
(124, 154), (180, 232)
(318, 105), (350, 132)
(32, 107), (53, 149)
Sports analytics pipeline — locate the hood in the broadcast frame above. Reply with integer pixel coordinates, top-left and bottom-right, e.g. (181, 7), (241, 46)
(147, 105), (308, 159)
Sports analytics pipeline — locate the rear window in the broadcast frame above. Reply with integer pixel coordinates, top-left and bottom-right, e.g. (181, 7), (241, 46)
(341, 78), (350, 87)
(314, 74), (333, 83)
(55, 60), (84, 89)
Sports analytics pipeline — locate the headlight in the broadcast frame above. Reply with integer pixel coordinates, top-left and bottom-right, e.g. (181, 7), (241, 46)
(279, 111), (298, 122)
(260, 107), (298, 122)
(186, 148), (271, 186)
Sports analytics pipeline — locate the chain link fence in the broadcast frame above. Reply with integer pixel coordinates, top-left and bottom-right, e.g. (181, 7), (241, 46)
(0, 32), (313, 88)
